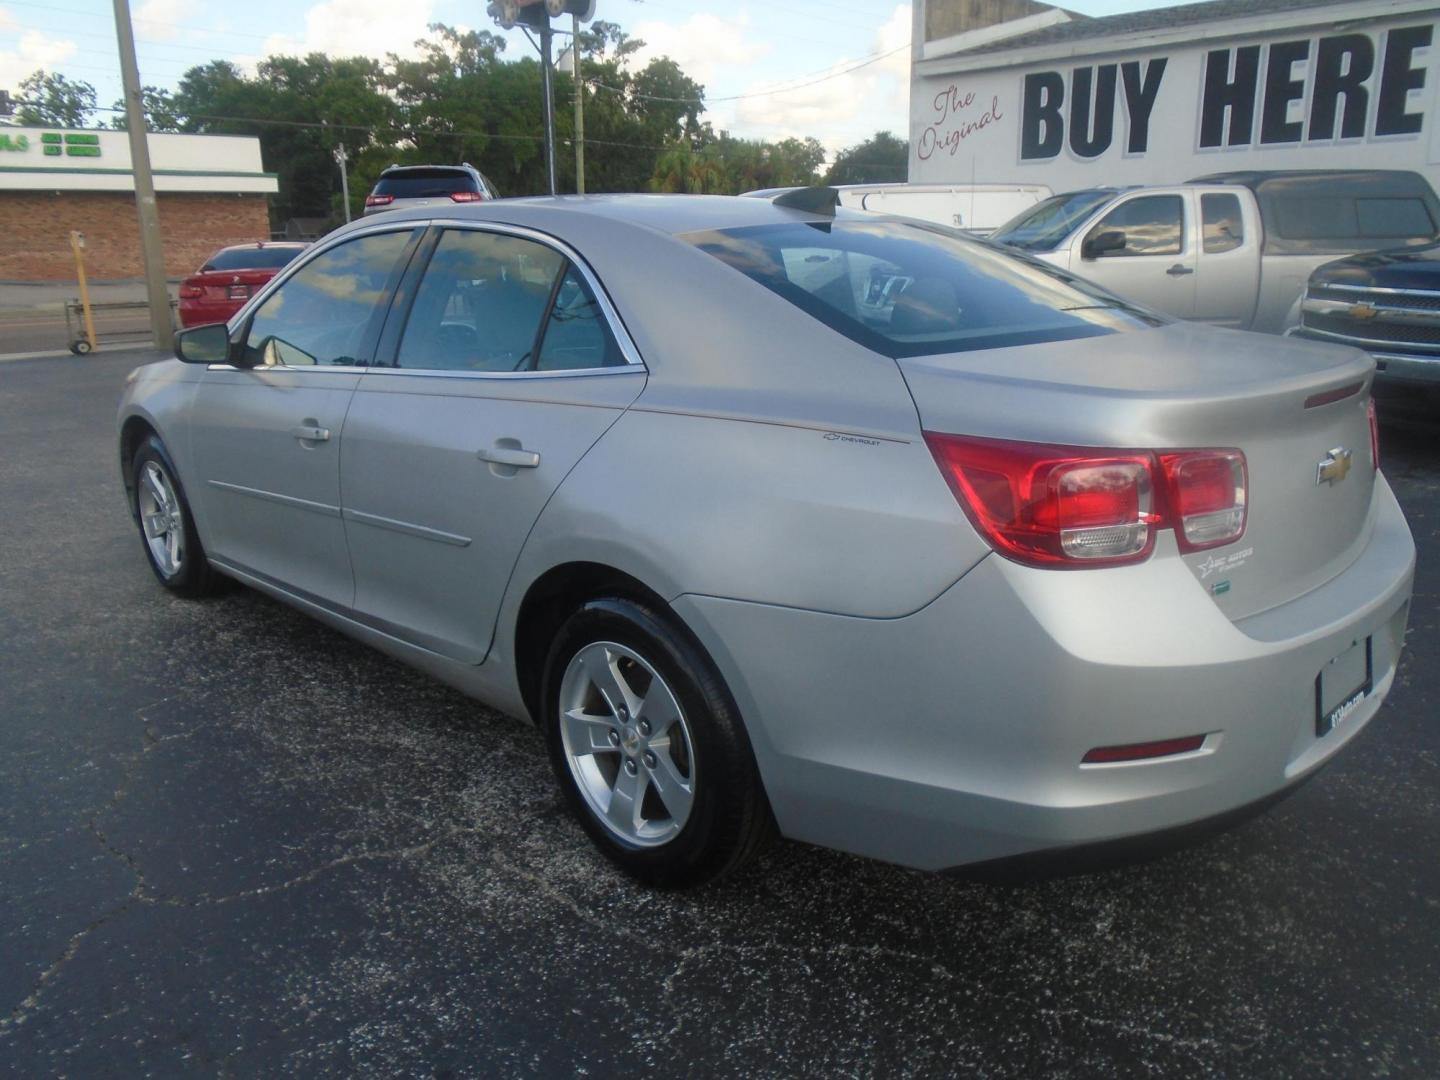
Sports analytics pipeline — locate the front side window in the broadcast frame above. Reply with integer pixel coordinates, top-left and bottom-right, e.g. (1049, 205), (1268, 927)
(242, 230), (416, 367)
(685, 219), (1159, 358)
(1087, 195), (1184, 257)
(396, 230), (625, 372)
(990, 189), (1117, 252)
(1201, 193), (1244, 253)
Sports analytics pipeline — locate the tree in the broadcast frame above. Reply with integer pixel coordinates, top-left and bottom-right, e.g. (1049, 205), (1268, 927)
(15, 70), (97, 128)
(824, 131), (908, 185)
(109, 86), (182, 132)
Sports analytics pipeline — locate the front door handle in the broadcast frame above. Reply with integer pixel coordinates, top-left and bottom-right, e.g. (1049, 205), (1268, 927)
(477, 445), (541, 469)
(1166, 264), (1195, 276)
(292, 424), (331, 442)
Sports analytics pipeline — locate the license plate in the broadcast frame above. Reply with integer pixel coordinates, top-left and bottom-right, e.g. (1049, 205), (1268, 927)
(1315, 637), (1372, 737)
(228, 285), (249, 299)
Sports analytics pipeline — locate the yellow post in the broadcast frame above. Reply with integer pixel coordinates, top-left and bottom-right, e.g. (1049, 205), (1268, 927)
(69, 230), (98, 355)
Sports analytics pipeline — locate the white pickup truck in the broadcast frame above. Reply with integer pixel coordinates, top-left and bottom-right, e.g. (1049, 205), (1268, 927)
(990, 170), (1440, 334)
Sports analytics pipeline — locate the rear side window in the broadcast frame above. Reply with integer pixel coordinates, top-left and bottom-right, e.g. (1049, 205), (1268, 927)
(374, 170), (478, 198)
(1275, 197), (1437, 241)
(684, 219), (1158, 358)
(1201, 194), (1244, 253)
(1089, 195), (1183, 256)
(204, 246), (304, 271)
(395, 229), (626, 372)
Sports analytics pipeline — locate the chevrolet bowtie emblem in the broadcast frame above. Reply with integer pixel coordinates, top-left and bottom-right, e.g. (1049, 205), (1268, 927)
(1317, 447), (1353, 485)
(1348, 302), (1379, 320)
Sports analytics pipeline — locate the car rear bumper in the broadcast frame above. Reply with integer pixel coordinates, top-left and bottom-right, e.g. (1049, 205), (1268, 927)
(178, 299), (243, 328)
(672, 477), (1415, 871)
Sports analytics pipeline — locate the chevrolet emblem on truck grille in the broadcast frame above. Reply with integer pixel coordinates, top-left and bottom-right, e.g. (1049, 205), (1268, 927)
(1347, 302), (1380, 320)
(1317, 447), (1354, 486)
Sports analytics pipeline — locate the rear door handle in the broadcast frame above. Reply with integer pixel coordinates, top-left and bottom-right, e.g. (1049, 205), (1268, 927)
(1166, 264), (1195, 276)
(477, 446), (541, 468)
(292, 425), (331, 442)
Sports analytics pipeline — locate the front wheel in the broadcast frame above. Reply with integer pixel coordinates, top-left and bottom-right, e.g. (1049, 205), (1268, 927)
(541, 598), (774, 888)
(131, 435), (223, 597)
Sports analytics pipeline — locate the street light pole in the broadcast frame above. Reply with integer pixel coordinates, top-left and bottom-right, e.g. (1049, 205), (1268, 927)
(112, 0), (172, 351)
(334, 143), (352, 223)
(573, 13), (585, 194)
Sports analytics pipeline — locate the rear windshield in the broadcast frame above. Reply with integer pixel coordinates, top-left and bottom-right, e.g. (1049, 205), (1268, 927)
(374, 170), (478, 198)
(684, 219), (1159, 358)
(989, 190), (1117, 252)
(203, 246), (304, 271)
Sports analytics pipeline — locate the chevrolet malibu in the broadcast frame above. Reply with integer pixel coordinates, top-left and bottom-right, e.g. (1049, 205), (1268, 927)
(117, 193), (1415, 887)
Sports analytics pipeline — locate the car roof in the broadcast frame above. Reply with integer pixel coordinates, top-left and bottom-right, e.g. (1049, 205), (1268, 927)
(355, 192), (857, 237)
(215, 241), (307, 252)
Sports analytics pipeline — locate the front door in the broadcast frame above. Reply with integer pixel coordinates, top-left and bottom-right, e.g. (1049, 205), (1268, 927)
(188, 227), (420, 607)
(1074, 191), (1197, 318)
(340, 226), (646, 663)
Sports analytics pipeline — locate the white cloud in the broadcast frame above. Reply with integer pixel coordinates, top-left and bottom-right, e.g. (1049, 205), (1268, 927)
(0, 7), (17, 34)
(0, 29), (79, 91)
(627, 13), (772, 89)
(733, 3), (911, 158)
(258, 0), (436, 63)
(133, 0), (187, 42)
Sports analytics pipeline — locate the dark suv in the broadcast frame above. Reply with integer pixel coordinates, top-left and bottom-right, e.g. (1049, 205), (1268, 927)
(364, 164), (499, 216)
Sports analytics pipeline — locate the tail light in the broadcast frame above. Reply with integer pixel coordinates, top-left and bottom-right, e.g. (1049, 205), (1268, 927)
(178, 282), (204, 299)
(924, 433), (1247, 569)
(450, 191), (484, 202)
(1367, 397), (1381, 471)
(364, 194), (394, 207)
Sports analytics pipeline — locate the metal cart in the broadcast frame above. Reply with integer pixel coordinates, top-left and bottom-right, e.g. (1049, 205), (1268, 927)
(65, 299), (177, 354)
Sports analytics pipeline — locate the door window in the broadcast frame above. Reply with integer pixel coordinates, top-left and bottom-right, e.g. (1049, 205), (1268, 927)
(1201, 194), (1244, 253)
(242, 230), (416, 367)
(397, 229), (625, 372)
(1089, 195), (1184, 257)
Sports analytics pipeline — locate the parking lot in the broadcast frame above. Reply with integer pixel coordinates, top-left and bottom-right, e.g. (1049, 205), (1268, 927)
(1, 348), (1437, 1077)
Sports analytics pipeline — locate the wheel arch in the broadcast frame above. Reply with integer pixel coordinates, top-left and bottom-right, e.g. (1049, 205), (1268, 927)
(512, 560), (683, 724)
(118, 413), (160, 519)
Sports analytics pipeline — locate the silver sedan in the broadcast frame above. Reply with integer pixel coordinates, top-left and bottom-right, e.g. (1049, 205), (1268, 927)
(117, 193), (1415, 887)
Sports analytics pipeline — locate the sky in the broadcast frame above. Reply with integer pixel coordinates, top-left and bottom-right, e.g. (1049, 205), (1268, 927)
(0, 0), (1194, 161)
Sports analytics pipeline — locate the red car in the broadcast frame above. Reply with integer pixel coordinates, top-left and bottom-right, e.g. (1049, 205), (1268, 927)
(177, 242), (308, 328)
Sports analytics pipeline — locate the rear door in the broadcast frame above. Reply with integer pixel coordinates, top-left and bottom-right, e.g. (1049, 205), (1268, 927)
(188, 226), (420, 608)
(339, 224), (646, 663)
(1074, 189), (1197, 317)
(1192, 188), (1261, 328)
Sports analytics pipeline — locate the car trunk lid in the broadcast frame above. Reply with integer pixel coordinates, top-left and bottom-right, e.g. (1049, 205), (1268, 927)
(896, 322), (1377, 620)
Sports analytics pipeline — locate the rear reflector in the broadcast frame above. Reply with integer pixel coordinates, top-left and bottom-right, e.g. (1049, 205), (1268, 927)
(1082, 735), (1207, 764)
(1368, 397), (1381, 471)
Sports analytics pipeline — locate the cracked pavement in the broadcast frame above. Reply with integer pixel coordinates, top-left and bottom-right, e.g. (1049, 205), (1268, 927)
(2, 350), (1438, 1077)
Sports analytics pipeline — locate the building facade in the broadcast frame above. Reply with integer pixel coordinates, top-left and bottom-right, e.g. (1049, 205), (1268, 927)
(910, 0), (1440, 192)
(0, 128), (278, 281)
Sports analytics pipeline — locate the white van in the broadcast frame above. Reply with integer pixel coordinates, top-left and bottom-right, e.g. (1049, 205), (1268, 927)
(741, 183), (1053, 235)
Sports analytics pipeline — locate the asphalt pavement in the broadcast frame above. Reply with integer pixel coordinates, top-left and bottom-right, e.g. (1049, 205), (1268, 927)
(1, 350), (1437, 1077)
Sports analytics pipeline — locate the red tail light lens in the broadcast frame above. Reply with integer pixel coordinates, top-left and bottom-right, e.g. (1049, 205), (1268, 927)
(1082, 734), (1207, 764)
(923, 435), (1157, 567)
(178, 283), (204, 299)
(1159, 450), (1246, 552)
(924, 433), (1248, 569)
(450, 191), (484, 202)
(364, 194), (394, 207)
(1368, 397), (1381, 471)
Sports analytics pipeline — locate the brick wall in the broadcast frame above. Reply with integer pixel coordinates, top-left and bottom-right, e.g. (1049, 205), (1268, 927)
(0, 192), (272, 282)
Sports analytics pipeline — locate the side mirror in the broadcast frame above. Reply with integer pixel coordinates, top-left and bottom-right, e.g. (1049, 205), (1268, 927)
(174, 323), (233, 365)
(1082, 229), (1127, 260)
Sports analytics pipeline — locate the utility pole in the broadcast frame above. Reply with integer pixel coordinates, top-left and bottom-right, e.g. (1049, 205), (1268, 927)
(539, 21), (557, 195)
(334, 143), (352, 223)
(112, 0), (172, 351)
(573, 13), (585, 194)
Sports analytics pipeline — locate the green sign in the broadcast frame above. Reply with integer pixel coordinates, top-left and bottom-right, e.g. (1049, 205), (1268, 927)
(0, 131), (104, 158)
(0, 134), (30, 152)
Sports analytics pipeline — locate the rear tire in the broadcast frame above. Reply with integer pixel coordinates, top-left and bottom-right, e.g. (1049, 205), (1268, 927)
(131, 435), (223, 598)
(541, 598), (774, 888)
